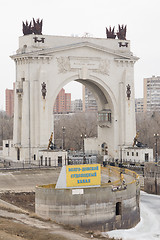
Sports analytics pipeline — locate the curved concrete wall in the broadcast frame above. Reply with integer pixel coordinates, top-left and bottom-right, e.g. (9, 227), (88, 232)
(35, 171), (140, 231)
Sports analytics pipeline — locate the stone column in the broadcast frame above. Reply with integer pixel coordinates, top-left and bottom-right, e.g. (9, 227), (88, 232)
(30, 80), (35, 148)
(13, 81), (22, 145)
(124, 65), (136, 145)
(119, 80), (125, 146)
(34, 79), (40, 147)
(39, 70), (49, 148)
(21, 81), (29, 147)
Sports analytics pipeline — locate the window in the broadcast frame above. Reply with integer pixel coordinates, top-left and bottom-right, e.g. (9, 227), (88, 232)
(145, 153), (149, 162)
(49, 157), (51, 166)
(40, 156), (43, 166)
(127, 152), (129, 156)
(17, 148), (20, 160)
(34, 154), (36, 160)
(58, 156), (62, 167)
(132, 152), (134, 156)
(45, 157), (47, 166)
(108, 113), (111, 122)
(116, 202), (121, 215)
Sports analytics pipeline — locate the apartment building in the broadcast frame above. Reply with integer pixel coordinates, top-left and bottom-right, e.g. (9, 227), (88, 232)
(53, 88), (71, 113)
(135, 98), (144, 113)
(82, 86), (97, 112)
(5, 88), (14, 117)
(144, 76), (160, 112)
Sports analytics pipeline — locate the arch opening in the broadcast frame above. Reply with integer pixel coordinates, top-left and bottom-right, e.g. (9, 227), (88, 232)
(53, 81), (98, 152)
(51, 77), (116, 160)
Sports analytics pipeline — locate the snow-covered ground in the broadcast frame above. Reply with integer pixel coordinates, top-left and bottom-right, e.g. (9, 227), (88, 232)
(105, 191), (160, 240)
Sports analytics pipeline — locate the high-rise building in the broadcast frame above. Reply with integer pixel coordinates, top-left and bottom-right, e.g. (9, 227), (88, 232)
(82, 86), (97, 112)
(144, 76), (160, 112)
(5, 86), (14, 117)
(71, 99), (83, 112)
(135, 98), (144, 113)
(53, 88), (71, 113)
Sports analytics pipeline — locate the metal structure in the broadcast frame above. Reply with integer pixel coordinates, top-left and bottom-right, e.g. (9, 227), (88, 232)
(47, 132), (54, 150)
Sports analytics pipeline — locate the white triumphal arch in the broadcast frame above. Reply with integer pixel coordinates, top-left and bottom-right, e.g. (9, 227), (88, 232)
(5, 27), (139, 162)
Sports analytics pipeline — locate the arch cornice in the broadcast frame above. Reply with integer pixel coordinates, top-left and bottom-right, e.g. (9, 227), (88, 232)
(11, 56), (52, 64)
(11, 41), (139, 62)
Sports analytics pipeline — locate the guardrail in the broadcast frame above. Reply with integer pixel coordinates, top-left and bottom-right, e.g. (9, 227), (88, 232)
(101, 166), (139, 188)
(37, 165), (139, 190)
(38, 183), (56, 189)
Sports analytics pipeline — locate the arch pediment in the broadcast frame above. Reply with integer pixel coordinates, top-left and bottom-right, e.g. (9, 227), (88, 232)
(11, 40), (139, 62)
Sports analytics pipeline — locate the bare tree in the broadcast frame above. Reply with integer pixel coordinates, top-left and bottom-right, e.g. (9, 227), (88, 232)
(54, 112), (97, 150)
(0, 111), (13, 146)
(136, 111), (160, 156)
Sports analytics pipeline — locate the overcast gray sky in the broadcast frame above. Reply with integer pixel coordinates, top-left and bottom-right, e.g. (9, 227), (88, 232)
(0, 0), (160, 109)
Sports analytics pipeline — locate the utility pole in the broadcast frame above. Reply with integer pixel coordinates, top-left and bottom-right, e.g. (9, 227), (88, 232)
(81, 133), (87, 164)
(62, 126), (65, 150)
(154, 133), (159, 163)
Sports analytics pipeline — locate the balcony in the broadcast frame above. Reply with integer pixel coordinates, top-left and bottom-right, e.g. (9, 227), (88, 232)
(98, 110), (112, 128)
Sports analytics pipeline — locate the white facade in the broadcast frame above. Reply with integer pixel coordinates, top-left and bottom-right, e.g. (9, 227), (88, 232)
(38, 150), (67, 167)
(3, 139), (67, 166)
(3, 34), (138, 162)
(3, 140), (14, 159)
(123, 147), (153, 163)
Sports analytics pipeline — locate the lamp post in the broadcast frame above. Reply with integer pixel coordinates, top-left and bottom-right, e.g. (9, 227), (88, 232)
(0, 112), (4, 146)
(81, 133), (87, 164)
(62, 126), (65, 150)
(154, 133), (159, 163)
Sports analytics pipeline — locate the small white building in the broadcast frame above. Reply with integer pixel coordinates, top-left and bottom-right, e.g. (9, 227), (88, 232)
(123, 147), (153, 163)
(38, 150), (67, 167)
(3, 139), (67, 167)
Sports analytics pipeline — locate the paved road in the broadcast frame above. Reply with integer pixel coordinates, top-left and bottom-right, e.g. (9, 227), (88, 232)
(106, 191), (160, 240)
(0, 168), (61, 192)
(0, 167), (135, 193)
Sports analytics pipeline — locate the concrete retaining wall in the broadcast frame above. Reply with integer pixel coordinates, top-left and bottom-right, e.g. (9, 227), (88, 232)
(35, 180), (140, 231)
(144, 163), (160, 195)
(144, 177), (160, 195)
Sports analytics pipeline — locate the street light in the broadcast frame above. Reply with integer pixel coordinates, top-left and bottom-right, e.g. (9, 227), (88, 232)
(154, 133), (159, 163)
(81, 133), (87, 164)
(62, 126), (66, 150)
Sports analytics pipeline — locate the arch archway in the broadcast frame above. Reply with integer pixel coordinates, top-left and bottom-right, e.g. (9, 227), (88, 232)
(49, 74), (117, 158)
(11, 34), (138, 161)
